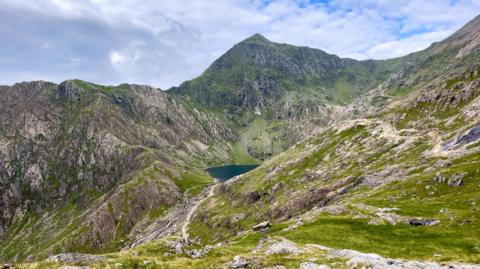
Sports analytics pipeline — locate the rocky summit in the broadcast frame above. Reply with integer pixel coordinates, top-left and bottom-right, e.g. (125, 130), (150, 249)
(1, 12), (480, 269)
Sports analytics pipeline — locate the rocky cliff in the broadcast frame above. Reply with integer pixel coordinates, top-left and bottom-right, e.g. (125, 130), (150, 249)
(0, 80), (234, 260)
(170, 34), (402, 160)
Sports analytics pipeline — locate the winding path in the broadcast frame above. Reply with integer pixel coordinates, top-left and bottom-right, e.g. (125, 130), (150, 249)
(181, 184), (217, 242)
(128, 183), (218, 248)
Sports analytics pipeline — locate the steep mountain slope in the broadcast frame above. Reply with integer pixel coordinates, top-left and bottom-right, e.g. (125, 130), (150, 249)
(184, 15), (480, 264)
(169, 34), (401, 160)
(344, 15), (480, 119)
(0, 80), (235, 260)
(172, 34), (393, 108)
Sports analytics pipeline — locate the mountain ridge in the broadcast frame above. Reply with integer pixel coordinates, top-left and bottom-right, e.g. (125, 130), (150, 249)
(1, 14), (480, 268)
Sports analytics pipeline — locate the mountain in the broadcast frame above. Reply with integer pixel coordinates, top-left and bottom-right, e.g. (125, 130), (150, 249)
(0, 80), (235, 260)
(184, 14), (480, 265)
(172, 33), (393, 108)
(170, 34), (401, 160)
(1, 14), (480, 269)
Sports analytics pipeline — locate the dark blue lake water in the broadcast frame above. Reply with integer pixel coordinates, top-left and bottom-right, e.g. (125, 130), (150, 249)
(206, 164), (259, 182)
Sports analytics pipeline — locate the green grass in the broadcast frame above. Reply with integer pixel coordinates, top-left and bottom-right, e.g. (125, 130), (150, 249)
(188, 194), (259, 244)
(282, 215), (480, 262)
(386, 86), (416, 97)
(25, 223), (334, 269)
(148, 204), (170, 219)
(173, 172), (214, 196)
(321, 150), (480, 262)
(229, 142), (258, 164)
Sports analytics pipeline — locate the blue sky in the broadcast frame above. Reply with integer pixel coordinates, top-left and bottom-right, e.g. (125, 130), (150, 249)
(0, 0), (479, 89)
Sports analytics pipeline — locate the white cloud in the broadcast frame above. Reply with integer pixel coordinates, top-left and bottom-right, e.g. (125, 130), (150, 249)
(109, 51), (125, 65)
(0, 0), (479, 88)
(365, 30), (453, 59)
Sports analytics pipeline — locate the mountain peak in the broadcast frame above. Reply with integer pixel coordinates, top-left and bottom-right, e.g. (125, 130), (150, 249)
(242, 33), (270, 44)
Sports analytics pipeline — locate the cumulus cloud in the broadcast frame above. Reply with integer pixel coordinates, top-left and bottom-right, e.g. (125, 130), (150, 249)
(0, 0), (478, 88)
(365, 30), (453, 59)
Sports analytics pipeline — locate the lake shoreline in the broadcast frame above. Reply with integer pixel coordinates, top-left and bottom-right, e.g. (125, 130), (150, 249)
(205, 164), (259, 182)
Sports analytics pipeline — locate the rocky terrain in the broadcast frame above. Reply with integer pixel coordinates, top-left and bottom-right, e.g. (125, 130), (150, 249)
(184, 15), (480, 267)
(170, 33), (403, 160)
(0, 80), (235, 260)
(1, 13), (480, 269)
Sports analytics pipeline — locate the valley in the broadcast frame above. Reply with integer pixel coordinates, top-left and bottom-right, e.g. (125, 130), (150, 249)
(1, 13), (480, 269)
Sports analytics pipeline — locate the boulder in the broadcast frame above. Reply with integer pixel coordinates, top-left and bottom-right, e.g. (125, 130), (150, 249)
(434, 173), (446, 183)
(408, 219), (440, 226)
(448, 172), (467, 187)
(231, 255), (248, 268)
(435, 172), (466, 187)
(376, 212), (405, 225)
(448, 178), (464, 187)
(165, 240), (185, 254)
(252, 220), (271, 231)
(186, 245), (213, 259)
(186, 249), (204, 259)
(175, 242), (184, 254)
(265, 238), (304, 255)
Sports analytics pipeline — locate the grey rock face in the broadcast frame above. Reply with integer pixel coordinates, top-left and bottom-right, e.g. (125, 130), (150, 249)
(456, 124), (480, 144)
(56, 80), (85, 102)
(0, 81), (235, 260)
